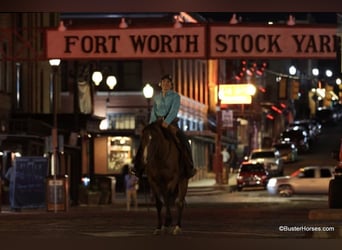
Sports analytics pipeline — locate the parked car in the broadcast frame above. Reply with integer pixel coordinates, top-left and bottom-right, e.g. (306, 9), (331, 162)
(249, 148), (284, 176)
(280, 126), (310, 153)
(236, 161), (269, 191)
(315, 107), (338, 125)
(273, 142), (298, 163)
(267, 166), (335, 196)
(287, 120), (317, 142)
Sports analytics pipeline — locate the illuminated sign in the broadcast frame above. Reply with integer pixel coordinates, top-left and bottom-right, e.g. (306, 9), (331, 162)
(46, 26), (206, 59)
(210, 25), (338, 59)
(218, 84), (256, 104)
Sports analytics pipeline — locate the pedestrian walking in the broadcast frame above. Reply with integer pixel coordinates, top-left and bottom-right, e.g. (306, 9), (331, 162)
(124, 165), (139, 211)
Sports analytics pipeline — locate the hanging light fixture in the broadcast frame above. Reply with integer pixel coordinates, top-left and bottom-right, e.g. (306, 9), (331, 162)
(173, 15), (183, 28)
(229, 14), (239, 24)
(92, 71), (103, 86)
(287, 15), (296, 26)
(106, 75), (117, 89)
(58, 20), (66, 31)
(119, 18), (128, 29)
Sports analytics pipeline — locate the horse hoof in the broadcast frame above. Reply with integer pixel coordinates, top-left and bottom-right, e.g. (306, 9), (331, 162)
(172, 226), (182, 235)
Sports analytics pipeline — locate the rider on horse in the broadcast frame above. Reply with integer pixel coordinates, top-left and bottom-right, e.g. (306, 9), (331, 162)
(134, 74), (197, 179)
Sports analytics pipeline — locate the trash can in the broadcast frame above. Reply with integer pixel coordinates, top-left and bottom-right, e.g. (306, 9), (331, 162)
(46, 175), (69, 212)
(108, 176), (116, 204)
(328, 165), (342, 208)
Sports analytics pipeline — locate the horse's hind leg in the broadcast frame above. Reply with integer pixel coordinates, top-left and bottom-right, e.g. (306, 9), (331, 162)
(173, 181), (188, 235)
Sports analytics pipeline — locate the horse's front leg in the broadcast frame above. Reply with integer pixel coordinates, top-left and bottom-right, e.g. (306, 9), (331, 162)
(164, 198), (172, 228)
(173, 198), (185, 235)
(153, 195), (163, 235)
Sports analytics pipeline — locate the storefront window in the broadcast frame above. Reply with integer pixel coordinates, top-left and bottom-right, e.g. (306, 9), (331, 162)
(107, 113), (135, 130)
(107, 136), (132, 173)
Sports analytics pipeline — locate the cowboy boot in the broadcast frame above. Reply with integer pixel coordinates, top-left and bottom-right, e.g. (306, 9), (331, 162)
(183, 151), (197, 178)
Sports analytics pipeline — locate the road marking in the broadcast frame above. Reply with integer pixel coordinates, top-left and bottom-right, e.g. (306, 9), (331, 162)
(81, 229), (283, 238)
(82, 231), (147, 237)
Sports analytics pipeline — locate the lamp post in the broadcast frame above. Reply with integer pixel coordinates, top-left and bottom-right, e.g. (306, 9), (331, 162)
(214, 98), (223, 185)
(143, 83), (154, 123)
(49, 58), (61, 213)
(49, 59), (61, 176)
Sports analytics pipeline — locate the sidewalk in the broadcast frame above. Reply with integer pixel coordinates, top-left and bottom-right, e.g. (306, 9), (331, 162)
(187, 172), (237, 195)
(0, 174), (237, 215)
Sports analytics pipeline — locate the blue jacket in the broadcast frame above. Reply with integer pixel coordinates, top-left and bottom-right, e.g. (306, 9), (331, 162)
(149, 90), (180, 126)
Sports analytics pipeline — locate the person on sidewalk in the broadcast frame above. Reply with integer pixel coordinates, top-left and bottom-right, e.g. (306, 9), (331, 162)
(227, 146), (238, 173)
(124, 165), (139, 211)
(221, 146), (230, 169)
(134, 74), (197, 179)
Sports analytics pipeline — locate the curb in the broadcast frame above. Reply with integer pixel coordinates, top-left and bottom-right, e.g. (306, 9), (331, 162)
(307, 209), (342, 238)
(308, 209), (342, 220)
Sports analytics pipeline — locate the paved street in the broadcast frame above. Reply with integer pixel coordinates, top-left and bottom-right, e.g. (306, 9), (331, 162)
(1, 179), (341, 250)
(1, 122), (342, 249)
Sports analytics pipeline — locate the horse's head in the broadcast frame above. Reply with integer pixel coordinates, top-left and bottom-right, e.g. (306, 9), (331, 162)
(140, 121), (179, 168)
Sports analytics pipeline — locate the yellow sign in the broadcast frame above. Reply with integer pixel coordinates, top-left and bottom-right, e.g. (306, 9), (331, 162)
(218, 84), (256, 104)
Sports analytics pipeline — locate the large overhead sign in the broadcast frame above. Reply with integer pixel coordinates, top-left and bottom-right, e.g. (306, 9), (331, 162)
(46, 25), (338, 59)
(46, 26), (206, 59)
(211, 25), (338, 59)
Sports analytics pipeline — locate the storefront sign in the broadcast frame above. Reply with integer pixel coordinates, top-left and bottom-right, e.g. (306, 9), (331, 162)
(210, 25), (338, 59)
(11, 157), (49, 209)
(218, 84), (256, 104)
(46, 26), (206, 59)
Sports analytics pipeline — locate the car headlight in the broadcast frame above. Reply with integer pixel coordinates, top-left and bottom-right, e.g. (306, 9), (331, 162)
(267, 178), (277, 187)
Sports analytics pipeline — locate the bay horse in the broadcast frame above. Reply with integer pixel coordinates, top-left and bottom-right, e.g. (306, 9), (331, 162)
(136, 120), (189, 235)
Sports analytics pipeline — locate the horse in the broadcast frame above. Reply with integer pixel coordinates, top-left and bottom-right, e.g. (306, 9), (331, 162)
(135, 120), (189, 235)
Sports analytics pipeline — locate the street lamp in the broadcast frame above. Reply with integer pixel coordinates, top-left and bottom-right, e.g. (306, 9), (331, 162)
(106, 75), (117, 90)
(289, 65), (297, 75)
(92, 71), (103, 86)
(312, 68), (319, 77)
(49, 58), (60, 213)
(143, 83), (154, 122)
(325, 69), (333, 78)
